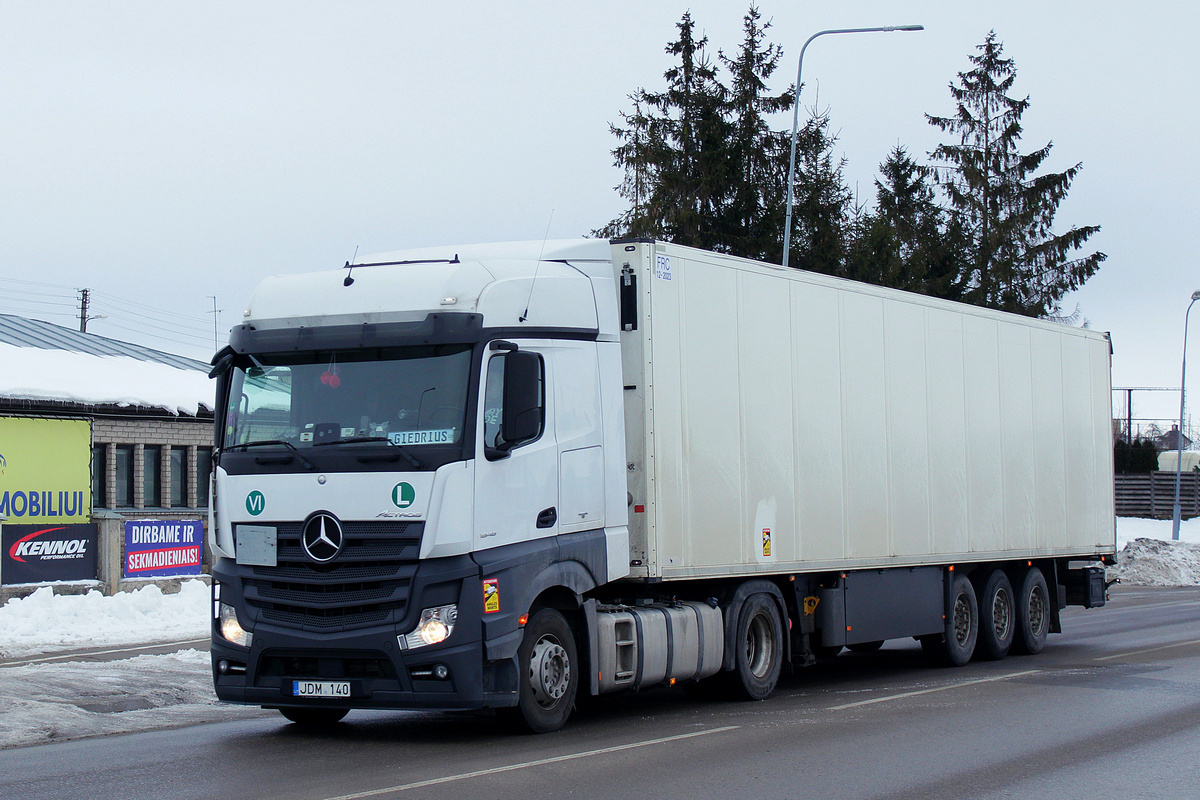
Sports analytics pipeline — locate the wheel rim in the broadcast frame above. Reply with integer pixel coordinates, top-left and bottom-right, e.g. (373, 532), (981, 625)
(529, 634), (571, 708)
(745, 613), (774, 678)
(1028, 584), (1047, 636)
(992, 586), (1012, 640)
(953, 594), (973, 646)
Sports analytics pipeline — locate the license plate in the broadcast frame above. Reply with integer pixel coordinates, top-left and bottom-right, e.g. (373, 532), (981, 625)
(292, 680), (351, 698)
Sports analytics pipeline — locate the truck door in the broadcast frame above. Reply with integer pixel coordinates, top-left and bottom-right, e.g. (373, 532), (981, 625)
(473, 342), (559, 550)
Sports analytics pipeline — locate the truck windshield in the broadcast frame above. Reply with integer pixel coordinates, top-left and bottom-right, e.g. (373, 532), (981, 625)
(224, 345), (472, 450)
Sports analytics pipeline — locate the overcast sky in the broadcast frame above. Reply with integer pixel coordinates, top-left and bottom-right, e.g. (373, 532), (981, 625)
(1, 1), (1196, 426)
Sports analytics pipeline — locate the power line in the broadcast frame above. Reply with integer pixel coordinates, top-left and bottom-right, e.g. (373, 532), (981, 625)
(88, 298), (215, 335)
(92, 308), (214, 343)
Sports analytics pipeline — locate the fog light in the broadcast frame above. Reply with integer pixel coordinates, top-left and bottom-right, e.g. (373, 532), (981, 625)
(218, 659), (230, 675)
(433, 664), (450, 680)
(219, 603), (254, 648)
(398, 604), (457, 650)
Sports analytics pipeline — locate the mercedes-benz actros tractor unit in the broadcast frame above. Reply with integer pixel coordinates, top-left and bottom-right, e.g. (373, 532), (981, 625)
(208, 238), (1114, 732)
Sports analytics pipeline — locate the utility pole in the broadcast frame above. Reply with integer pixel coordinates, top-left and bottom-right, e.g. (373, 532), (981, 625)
(207, 296), (222, 353)
(79, 288), (90, 332)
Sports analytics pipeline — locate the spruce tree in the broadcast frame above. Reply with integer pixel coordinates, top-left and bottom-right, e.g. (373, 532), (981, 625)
(596, 12), (730, 249)
(846, 146), (966, 298)
(927, 31), (1105, 317)
(785, 109), (852, 276)
(718, 7), (794, 262)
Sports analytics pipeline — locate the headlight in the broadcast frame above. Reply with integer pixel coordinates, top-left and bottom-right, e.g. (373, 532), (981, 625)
(219, 602), (254, 648)
(398, 604), (457, 650)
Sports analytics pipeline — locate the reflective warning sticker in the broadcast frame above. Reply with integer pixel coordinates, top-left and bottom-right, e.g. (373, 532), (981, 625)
(483, 578), (500, 613)
(762, 528), (772, 558)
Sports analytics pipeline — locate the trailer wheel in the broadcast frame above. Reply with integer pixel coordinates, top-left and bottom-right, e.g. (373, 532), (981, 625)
(729, 593), (784, 701)
(1013, 566), (1050, 655)
(279, 707), (348, 726)
(922, 572), (978, 666)
(512, 609), (578, 733)
(976, 569), (1015, 660)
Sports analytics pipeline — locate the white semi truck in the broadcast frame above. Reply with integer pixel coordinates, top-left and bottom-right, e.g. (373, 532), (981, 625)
(209, 238), (1115, 732)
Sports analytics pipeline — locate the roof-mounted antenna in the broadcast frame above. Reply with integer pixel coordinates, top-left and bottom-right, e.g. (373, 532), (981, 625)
(343, 245), (360, 287)
(519, 210), (554, 323)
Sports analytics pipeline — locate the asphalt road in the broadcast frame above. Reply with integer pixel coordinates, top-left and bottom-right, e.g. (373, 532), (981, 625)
(4, 586), (1200, 800)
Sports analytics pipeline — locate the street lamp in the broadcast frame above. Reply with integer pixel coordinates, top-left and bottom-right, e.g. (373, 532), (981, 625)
(1172, 290), (1200, 540)
(782, 25), (924, 268)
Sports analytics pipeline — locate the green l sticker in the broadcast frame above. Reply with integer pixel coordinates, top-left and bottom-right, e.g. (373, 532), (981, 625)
(392, 482), (415, 508)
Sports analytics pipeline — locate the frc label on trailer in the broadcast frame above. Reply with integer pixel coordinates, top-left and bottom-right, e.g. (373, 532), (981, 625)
(655, 254), (672, 280)
(483, 579), (500, 613)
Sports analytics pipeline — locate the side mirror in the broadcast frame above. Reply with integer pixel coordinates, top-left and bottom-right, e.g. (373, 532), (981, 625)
(502, 350), (542, 444)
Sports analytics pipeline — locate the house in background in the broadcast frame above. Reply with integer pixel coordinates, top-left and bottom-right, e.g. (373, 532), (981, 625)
(1155, 425), (1194, 454)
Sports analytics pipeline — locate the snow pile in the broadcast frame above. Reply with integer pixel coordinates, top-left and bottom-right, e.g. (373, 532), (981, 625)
(1112, 537), (1200, 586)
(1111, 516), (1200, 586)
(0, 580), (210, 659)
(0, 342), (212, 415)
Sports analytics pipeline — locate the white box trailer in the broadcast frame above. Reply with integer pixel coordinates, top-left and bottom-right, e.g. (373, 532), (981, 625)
(208, 238), (1115, 733)
(620, 240), (1114, 578)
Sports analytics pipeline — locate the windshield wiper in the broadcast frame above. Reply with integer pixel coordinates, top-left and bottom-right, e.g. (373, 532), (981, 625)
(312, 436), (422, 468)
(223, 440), (316, 471)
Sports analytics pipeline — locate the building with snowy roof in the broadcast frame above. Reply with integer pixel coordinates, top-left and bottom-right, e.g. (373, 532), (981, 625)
(0, 315), (215, 594)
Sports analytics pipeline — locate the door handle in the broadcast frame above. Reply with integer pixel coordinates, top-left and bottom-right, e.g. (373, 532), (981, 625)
(536, 507), (557, 528)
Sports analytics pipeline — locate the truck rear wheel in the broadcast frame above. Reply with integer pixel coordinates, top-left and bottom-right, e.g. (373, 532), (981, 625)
(279, 707), (348, 726)
(728, 593), (784, 700)
(1012, 567), (1050, 655)
(922, 572), (978, 666)
(512, 609), (578, 733)
(976, 569), (1015, 660)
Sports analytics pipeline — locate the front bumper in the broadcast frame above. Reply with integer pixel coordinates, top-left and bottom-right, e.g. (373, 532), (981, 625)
(210, 554), (518, 711)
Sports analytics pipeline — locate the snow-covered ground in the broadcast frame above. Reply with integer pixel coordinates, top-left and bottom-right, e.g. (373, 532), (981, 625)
(1, 516), (1199, 750)
(0, 580), (210, 660)
(0, 579), (269, 750)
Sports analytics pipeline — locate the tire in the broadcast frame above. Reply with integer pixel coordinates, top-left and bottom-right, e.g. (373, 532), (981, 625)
(279, 707), (349, 726)
(976, 569), (1015, 660)
(847, 640), (884, 653)
(1012, 566), (1050, 655)
(923, 572), (978, 666)
(512, 609), (578, 733)
(728, 593), (784, 700)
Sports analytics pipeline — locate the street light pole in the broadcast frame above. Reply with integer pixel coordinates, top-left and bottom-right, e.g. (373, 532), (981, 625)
(782, 25), (924, 268)
(1172, 290), (1200, 540)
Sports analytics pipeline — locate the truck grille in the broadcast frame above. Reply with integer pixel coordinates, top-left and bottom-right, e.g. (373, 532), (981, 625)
(239, 521), (423, 632)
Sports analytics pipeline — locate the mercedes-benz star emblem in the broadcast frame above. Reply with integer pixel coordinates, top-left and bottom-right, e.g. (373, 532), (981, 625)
(301, 513), (344, 562)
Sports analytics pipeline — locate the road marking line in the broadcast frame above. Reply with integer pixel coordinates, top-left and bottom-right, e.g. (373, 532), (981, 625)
(1094, 638), (1200, 662)
(827, 669), (1041, 710)
(323, 726), (741, 799)
(1, 639), (208, 668)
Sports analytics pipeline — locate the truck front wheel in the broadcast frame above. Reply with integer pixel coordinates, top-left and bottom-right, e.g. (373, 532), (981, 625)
(729, 593), (784, 701)
(512, 609), (578, 733)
